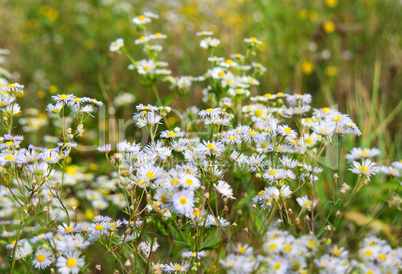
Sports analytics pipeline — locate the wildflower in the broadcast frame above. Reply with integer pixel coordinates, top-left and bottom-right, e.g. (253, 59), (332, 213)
(56, 251), (85, 274)
(214, 180), (235, 199)
(32, 249), (54, 269)
(163, 262), (189, 273)
(171, 190), (194, 215)
(345, 147), (381, 161)
(200, 37), (220, 49)
(139, 241), (159, 257)
(132, 14), (151, 25)
(52, 94), (76, 103)
(244, 37), (262, 44)
(296, 196), (318, 211)
(1, 82), (24, 93)
(350, 159), (379, 180)
(109, 38), (124, 52)
(182, 251), (207, 259)
(302, 60), (314, 75)
(323, 20), (336, 33)
(97, 144), (112, 153)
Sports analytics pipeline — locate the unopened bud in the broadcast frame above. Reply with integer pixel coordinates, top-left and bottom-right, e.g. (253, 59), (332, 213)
(340, 182), (351, 194)
(326, 225), (331, 231)
(120, 170), (130, 177)
(232, 222), (237, 227)
(336, 210), (341, 217)
(333, 173), (339, 179)
(288, 208), (293, 215)
(96, 265), (101, 271)
(251, 204), (257, 209)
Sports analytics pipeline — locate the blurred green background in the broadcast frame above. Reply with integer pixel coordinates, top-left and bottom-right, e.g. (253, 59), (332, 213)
(0, 0), (401, 242)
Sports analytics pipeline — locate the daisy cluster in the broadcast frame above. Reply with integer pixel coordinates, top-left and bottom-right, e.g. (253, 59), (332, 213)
(0, 11), (401, 273)
(220, 227), (401, 273)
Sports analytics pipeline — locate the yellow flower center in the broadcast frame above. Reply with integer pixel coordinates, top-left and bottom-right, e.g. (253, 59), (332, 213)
(180, 197), (187, 205)
(274, 262), (281, 270)
(269, 244), (277, 250)
(171, 179), (179, 186)
(95, 224), (103, 231)
(11, 240), (16, 244)
(321, 107), (330, 113)
(304, 201), (312, 208)
(109, 222), (116, 227)
(264, 93), (272, 98)
(37, 254), (46, 262)
(173, 265), (181, 270)
(365, 251), (373, 257)
(139, 36), (146, 40)
(360, 166), (369, 172)
(284, 245), (292, 252)
(218, 71), (226, 77)
(5, 141), (13, 146)
(161, 194), (168, 204)
(332, 115), (342, 122)
(305, 118), (312, 124)
(146, 171), (156, 179)
(268, 170), (276, 175)
(138, 15), (146, 21)
(8, 83), (17, 87)
(5, 155), (15, 161)
(238, 247), (246, 253)
(247, 130), (256, 136)
(59, 94), (68, 100)
(167, 132), (175, 137)
(308, 240), (317, 248)
(249, 37), (257, 41)
(65, 226), (73, 233)
(255, 109), (263, 117)
(66, 258), (77, 268)
(379, 254), (386, 261)
(225, 59), (233, 64)
(366, 270), (374, 274)
(305, 138), (313, 144)
(333, 249), (341, 256)
(284, 128), (292, 134)
(361, 150), (369, 157)
(185, 179), (193, 186)
(143, 66), (150, 71)
(206, 143), (216, 150)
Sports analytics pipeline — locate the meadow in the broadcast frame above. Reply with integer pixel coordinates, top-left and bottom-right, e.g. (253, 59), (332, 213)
(0, 0), (401, 273)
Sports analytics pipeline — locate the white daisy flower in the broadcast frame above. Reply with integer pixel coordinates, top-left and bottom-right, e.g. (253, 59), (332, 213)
(171, 190), (194, 215)
(296, 196), (318, 211)
(244, 37), (262, 44)
(132, 14), (151, 25)
(214, 180), (235, 199)
(109, 38), (124, 52)
(32, 249), (54, 269)
(350, 159), (379, 180)
(56, 250), (85, 274)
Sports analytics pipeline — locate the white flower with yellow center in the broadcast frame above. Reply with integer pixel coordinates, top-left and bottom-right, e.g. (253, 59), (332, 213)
(56, 250), (85, 274)
(296, 196), (318, 211)
(171, 190), (194, 215)
(132, 14), (151, 25)
(32, 249), (54, 269)
(180, 174), (201, 190)
(109, 38), (124, 52)
(350, 159), (379, 181)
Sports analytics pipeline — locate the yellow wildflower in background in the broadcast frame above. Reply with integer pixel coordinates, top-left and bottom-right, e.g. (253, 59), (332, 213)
(325, 0), (338, 8)
(302, 60), (314, 75)
(323, 21), (336, 33)
(325, 66), (338, 77)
